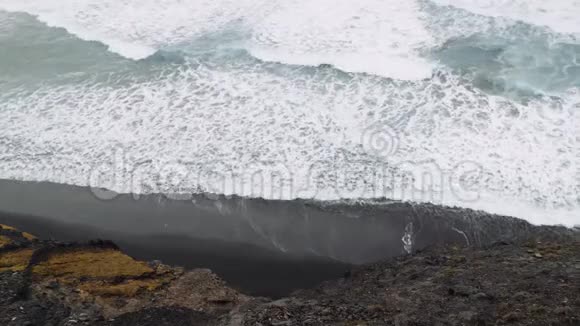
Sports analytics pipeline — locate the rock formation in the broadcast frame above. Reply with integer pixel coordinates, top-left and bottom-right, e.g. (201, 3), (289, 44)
(1, 223), (578, 325)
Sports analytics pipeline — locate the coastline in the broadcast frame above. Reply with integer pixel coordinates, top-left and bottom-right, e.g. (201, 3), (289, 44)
(0, 178), (575, 264)
(0, 179), (578, 325)
(1, 222), (578, 325)
(1, 2), (578, 324)
(1, 178), (576, 298)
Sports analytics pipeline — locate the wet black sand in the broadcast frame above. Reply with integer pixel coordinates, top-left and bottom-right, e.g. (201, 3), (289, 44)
(0, 179), (572, 297)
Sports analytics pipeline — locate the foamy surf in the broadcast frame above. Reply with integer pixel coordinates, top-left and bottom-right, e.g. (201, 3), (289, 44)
(0, 1), (578, 227)
(0, 0), (434, 79)
(431, 0), (580, 36)
(0, 0), (272, 60)
(247, 0), (434, 80)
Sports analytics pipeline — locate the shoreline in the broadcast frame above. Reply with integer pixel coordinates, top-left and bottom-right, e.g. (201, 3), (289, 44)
(1, 179), (579, 325)
(0, 178), (577, 297)
(0, 179), (573, 263)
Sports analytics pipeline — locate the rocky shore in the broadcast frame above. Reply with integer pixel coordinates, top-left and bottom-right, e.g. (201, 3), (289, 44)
(1, 222), (578, 325)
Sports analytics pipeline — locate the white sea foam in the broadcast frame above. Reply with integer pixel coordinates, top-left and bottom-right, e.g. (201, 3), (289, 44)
(0, 0), (270, 59)
(431, 0), (580, 36)
(0, 2), (578, 227)
(0, 0), (434, 79)
(247, 0), (434, 80)
(0, 58), (578, 226)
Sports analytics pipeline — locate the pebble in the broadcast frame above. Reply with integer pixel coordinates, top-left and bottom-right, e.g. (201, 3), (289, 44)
(148, 260), (163, 268)
(321, 308), (332, 315)
(513, 291), (530, 300)
(450, 285), (477, 297)
(502, 312), (522, 322)
(458, 311), (477, 321)
(46, 281), (59, 290)
(473, 292), (489, 300)
(554, 306), (572, 316)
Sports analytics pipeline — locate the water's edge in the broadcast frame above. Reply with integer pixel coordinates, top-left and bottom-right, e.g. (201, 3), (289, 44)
(0, 179), (572, 265)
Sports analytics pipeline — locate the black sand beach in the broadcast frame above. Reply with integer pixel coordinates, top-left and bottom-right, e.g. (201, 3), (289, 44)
(1, 179), (578, 325)
(0, 179), (575, 296)
(0, 178), (566, 265)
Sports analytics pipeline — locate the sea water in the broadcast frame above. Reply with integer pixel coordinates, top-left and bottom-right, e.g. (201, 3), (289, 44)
(0, 0), (578, 226)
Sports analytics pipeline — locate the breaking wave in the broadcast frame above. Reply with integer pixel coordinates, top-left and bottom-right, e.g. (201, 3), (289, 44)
(0, 0), (579, 226)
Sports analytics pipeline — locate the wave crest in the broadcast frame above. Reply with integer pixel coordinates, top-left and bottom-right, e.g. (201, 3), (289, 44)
(0, 0), (434, 79)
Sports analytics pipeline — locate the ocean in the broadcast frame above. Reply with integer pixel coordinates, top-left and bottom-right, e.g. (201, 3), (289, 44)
(0, 0), (578, 227)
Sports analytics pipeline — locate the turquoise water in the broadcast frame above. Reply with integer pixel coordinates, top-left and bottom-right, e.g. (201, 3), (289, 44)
(435, 35), (580, 98)
(0, 1), (578, 226)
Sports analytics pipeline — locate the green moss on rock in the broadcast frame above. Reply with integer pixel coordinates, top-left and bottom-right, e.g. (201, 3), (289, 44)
(0, 235), (12, 248)
(32, 248), (154, 281)
(0, 248), (35, 272)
